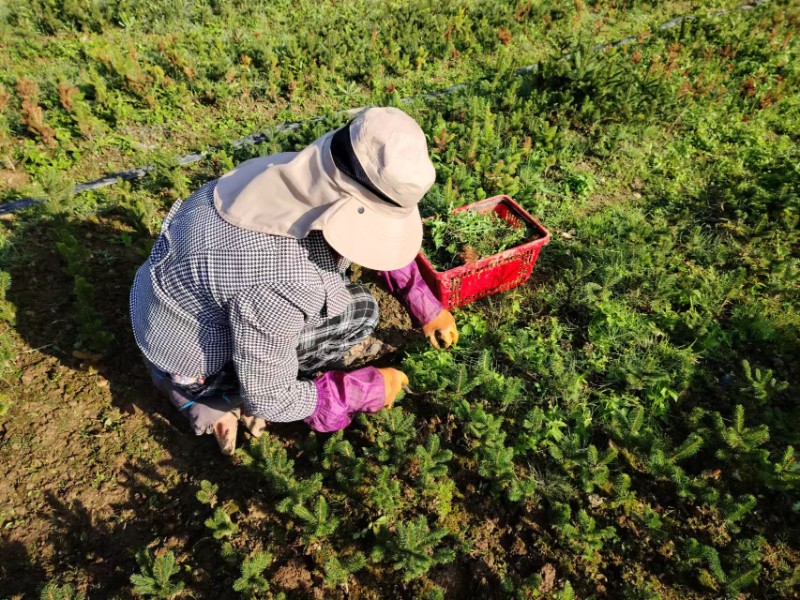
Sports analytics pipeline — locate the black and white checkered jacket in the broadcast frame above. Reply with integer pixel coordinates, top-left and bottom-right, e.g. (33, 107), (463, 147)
(130, 180), (354, 422)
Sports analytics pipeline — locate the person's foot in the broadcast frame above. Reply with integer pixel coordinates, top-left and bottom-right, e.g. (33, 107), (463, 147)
(213, 408), (240, 455)
(239, 414), (267, 438)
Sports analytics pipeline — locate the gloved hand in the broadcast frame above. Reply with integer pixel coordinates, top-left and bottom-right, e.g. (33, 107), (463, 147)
(376, 367), (409, 408)
(422, 309), (459, 349)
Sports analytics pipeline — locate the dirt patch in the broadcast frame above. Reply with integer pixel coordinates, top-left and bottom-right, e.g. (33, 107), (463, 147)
(338, 266), (421, 369)
(272, 558), (314, 592)
(365, 279), (418, 349)
(539, 563), (557, 593)
(0, 167), (29, 193)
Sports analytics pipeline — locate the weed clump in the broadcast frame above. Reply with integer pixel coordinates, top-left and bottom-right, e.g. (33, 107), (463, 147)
(422, 209), (530, 270)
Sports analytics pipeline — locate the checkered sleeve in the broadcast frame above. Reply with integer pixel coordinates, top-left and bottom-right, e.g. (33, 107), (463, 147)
(228, 283), (318, 421)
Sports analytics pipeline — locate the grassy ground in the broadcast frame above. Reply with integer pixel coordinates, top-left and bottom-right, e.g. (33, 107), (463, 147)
(1, 1), (799, 599)
(1, 0), (744, 195)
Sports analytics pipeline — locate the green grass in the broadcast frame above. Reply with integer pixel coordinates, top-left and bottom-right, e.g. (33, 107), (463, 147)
(1, 0), (746, 195)
(0, 0), (798, 598)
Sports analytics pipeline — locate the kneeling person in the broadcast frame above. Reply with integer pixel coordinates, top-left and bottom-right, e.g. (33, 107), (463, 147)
(130, 107), (458, 454)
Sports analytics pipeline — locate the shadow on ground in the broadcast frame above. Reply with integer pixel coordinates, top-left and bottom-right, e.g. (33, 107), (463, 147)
(0, 208), (300, 597)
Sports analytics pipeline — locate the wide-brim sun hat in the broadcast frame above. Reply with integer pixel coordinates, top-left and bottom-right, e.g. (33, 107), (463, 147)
(213, 107), (436, 271)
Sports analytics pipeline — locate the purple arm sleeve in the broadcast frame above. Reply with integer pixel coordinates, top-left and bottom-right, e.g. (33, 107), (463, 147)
(379, 260), (443, 327)
(305, 366), (385, 433)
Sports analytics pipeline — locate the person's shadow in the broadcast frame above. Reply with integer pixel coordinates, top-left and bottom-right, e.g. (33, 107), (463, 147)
(2, 205), (282, 597)
(7, 207), (166, 417)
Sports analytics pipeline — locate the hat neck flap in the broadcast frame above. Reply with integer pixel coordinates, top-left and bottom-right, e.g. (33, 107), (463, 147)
(214, 132), (384, 239)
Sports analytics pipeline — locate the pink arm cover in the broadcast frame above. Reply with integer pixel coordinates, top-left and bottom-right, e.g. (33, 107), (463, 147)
(305, 366), (385, 432)
(379, 260), (443, 326)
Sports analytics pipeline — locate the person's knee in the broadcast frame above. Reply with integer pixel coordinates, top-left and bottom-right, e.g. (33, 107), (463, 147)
(349, 286), (379, 334)
(363, 294), (379, 331)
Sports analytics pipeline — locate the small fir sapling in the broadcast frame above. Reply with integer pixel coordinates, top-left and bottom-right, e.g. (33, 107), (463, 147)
(723, 537), (766, 596)
(38, 169), (77, 215)
(371, 515), (455, 582)
(609, 473), (640, 515)
(577, 444), (618, 494)
(196, 480), (242, 564)
(608, 473), (663, 532)
(240, 432), (323, 513)
(683, 538), (727, 591)
(232, 551), (273, 598)
(366, 466), (403, 532)
(414, 434), (453, 488)
(670, 432), (705, 462)
(645, 453), (694, 497)
(39, 583), (86, 600)
(73, 275), (115, 352)
(130, 549), (185, 599)
(197, 481), (287, 594)
(321, 431), (366, 486)
(741, 359), (788, 404)
(122, 187), (161, 237)
(195, 480), (218, 507)
(205, 507), (238, 539)
(413, 434), (457, 520)
(403, 346), (461, 392)
(292, 495), (340, 545)
(322, 552), (367, 592)
(419, 585), (446, 600)
(455, 400), (536, 501)
(718, 494), (757, 531)
(361, 407), (416, 464)
(425, 477), (458, 522)
(726, 565), (764, 597)
(52, 225), (114, 353)
(712, 404), (770, 460)
(551, 504), (617, 570)
(769, 446), (800, 491)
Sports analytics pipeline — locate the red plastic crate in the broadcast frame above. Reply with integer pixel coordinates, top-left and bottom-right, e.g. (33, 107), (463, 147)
(416, 195), (550, 309)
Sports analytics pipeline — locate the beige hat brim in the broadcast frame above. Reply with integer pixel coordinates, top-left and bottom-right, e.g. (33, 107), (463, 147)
(322, 195), (423, 271)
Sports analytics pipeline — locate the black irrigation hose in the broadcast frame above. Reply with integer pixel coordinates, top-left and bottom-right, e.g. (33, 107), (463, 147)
(0, 0), (773, 216)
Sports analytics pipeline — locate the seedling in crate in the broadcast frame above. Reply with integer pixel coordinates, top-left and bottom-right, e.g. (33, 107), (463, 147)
(423, 209), (528, 270)
(416, 196), (550, 309)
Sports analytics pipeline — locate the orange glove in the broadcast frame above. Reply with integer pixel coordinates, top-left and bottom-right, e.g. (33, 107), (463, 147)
(422, 309), (459, 349)
(376, 368), (409, 408)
